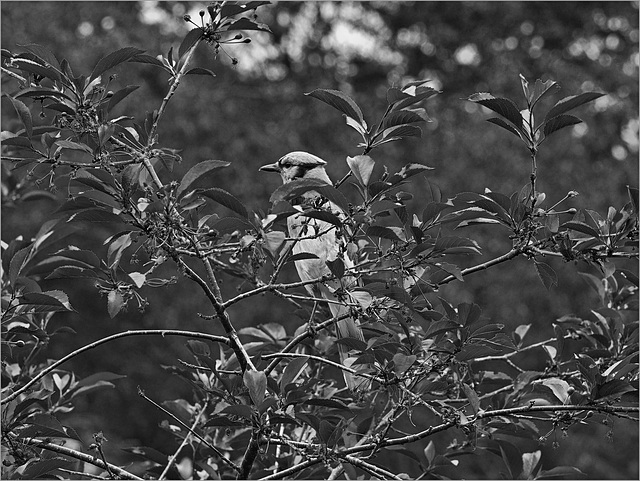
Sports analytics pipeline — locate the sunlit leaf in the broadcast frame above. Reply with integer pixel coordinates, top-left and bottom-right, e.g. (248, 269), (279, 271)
(544, 92), (605, 122)
(305, 89), (364, 124)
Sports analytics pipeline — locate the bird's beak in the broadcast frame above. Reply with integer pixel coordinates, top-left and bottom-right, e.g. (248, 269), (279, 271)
(259, 162), (280, 173)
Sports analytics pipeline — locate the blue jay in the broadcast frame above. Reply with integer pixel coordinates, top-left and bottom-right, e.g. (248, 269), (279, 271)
(260, 151), (366, 390)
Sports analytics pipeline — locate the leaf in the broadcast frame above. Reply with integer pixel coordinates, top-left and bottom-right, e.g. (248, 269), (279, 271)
(542, 114), (582, 137)
(382, 109), (427, 130)
(462, 383), (480, 415)
(302, 210), (342, 227)
(179, 28), (203, 59)
(280, 356), (309, 389)
(366, 225), (406, 242)
(534, 261), (558, 290)
(486, 117), (523, 139)
(434, 236), (482, 255)
(129, 53), (169, 69)
(225, 17), (272, 32)
(326, 258), (344, 279)
(388, 163), (433, 185)
(424, 441), (436, 465)
(4, 94), (33, 139)
(305, 89), (364, 124)
(18, 43), (60, 69)
(529, 78), (559, 107)
(18, 291), (74, 313)
(55, 139), (93, 154)
(107, 290), (125, 318)
(467, 93), (523, 129)
(200, 188), (248, 218)
(12, 57), (61, 82)
(21, 458), (73, 479)
(90, 47), (145, 81)
(544, 92), (605, 122)
(269, 178), (349, 211)
(175, 160), (230, 199)
(347, 155), (375, 187)
(244, 370), (267, 406)
(185, 67), (216, 77)
(392, 353), (416, 377)
(15, 87), (73, 102)
(106, 85), (139, 112)
(380, 124), (422, 141)
(562, 220), (600, 238)
(264, 231), (286, 256)
(595, 379), (636, 400)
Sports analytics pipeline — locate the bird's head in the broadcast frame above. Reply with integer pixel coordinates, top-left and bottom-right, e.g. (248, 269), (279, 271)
(259, 151), (331, 184)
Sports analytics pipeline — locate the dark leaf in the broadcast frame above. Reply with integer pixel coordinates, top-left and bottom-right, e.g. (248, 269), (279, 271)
(269, 178), (349, 211)
(244, 370), (267, 406)
(379, 124), (422, 142)
(486, 117), (523, 139)
(529, 78), (559, 107)
(18, 290), (73, 312)
(18, 43), (60, 69)
(56, 139), (93, 154)
(200, 187), (249, 218)
(1, 135), (33, 148)
(326, 258), (345, 279)
(225, 17), (272, 32)
(388, 163), (433, 185)
(90, 47), (145, 81)
(462, 383), (480, 415)
(544, 92), (605, 122)
(280, 357), (309, 390)
(107, 85), (139, 112)
(12, 57), (61, 82)
(534, 261), (558, 290)
(302, 210), (342, 227)
(595, 380), (636, 400)
(185, 67), (216, 77)
(286, 252), (320, 263)
(179, 28), (203, 60)
(382, 109), (427, 130)
(467, 93), (523, 129)
(4, 94), (33, 138)
(175, 160), (230, 198)
(21, 458), (73, 479)
(305, 89), (364, 124)
(129, 53), (169, 69)
(542, 114), (582, 137)
(434, 236), (482, 255)
(366, 225), (405, 242)
(562, 221), (600, 238)
(15, 87), (74, 102)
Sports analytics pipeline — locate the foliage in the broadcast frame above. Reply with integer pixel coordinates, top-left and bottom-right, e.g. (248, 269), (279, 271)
(1, 2), (638, 479)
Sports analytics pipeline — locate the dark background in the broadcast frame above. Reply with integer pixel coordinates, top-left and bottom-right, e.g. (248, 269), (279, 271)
(2, 1), (638, 478)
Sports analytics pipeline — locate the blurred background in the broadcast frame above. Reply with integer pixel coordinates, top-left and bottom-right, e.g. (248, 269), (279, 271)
(2, 1), (638, 478)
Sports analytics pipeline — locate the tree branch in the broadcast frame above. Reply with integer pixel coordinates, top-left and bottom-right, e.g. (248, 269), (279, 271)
(3, 330), (229, 404)
(12, 436), (143, 480)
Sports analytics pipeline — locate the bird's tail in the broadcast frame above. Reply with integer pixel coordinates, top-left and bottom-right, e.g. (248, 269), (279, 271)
(323, 286), (368, 391)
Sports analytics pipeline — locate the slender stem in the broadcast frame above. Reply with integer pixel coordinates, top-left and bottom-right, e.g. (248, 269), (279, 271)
(12, 436), (143, 480)
(147, 39), (202, 145)
(177, 257), (256, 371)
(338, 454), (404, 480)
(262, 352), (381, 383)
(3, 330), (229, 404)
(436, 247), (521, 286)
(138, 389), (240, 474)
(158, 399), (209, 480)
(1, 66), (27, 83)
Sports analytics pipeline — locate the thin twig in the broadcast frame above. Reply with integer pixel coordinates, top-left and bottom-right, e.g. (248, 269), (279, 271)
(158, 397), (209, 480)
(138, 388), (241, 474)
(262, 352), (381, 383)
(13, 436), (143, 480)
(4, 330), (230, 404)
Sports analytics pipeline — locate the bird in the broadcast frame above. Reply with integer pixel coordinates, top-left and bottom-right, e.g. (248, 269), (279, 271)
(260, 151), (367, 391)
